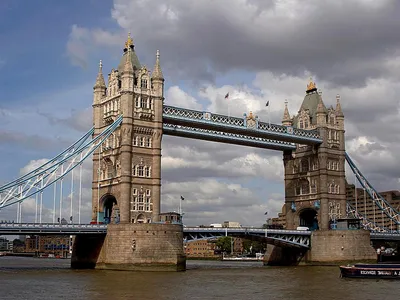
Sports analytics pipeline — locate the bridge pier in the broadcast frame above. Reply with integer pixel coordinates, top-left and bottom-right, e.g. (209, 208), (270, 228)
(71, 223), (186, 271)
(264, 229), (376, 266)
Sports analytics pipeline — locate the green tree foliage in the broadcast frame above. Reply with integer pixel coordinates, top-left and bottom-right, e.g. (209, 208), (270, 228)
(215, 237), (232, 253)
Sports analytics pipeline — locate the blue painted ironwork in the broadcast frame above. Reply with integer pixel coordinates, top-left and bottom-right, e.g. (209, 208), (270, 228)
(163, 105), (322, 145)
(345, 152), (400, 226)
(0, 116), (123, 209)
(183, 227), (311, 248)
(163, 123), (296, 151)
(0, 223), (107, 235)
(346, 202), (388, 232)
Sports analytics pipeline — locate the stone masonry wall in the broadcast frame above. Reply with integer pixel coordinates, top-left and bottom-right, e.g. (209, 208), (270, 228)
(96, 223), (186, 271)
(307, 230), (376, 263)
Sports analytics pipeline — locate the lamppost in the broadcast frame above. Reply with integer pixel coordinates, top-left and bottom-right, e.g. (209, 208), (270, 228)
(179, 195), (185, 224)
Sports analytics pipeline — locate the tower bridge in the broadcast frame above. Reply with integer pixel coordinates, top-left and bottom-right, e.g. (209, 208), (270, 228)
(1, 33), (399, 270)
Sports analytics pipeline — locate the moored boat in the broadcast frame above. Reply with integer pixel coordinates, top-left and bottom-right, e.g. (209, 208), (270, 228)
(340, 263), (400, 279)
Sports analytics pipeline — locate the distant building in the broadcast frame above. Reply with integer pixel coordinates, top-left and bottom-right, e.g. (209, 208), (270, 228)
(184, 239), (218, 258)
(0, 237), (13, 252)
(209, 223), (223, 228)
(24, 235), (72, 257)
(223, 221), (241, 228)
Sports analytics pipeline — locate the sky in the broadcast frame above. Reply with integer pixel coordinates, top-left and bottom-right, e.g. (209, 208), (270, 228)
(1, 0), (400, 227)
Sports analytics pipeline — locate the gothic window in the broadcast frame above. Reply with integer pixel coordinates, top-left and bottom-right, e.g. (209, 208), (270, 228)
(336, 185), (340, 194)
(304, 119), (309, 128)
(295, 186), (301, 196)
(300, 159), (309, 172)
(146, 189), (151, 196)
(301, 180), (310, 195)
(145, 197), (151, 211)
(135, 96), (140, 108)
(299, 120), (304, 129)
(327, 161), (331, 170)
(312, 159), (319, 170)
(138, 166), (144, 177)
(141, 78), (148, 89)
(146, 138), (152, 148)
(106, 160), (114, 178)
(310, 180), (317, 194)
(140, 97), (147, 109)
(140, 137), (145, 147)
(328, 183), (332, 194)
(138, 194), (144, 211)
(330, 115), (335, 126)
(133, 136), (139, 146)
(133, 188), (137, 195)
(133, 165), (138, 176)
(145, 167), (151, 177)
(118, 80), (122, 90)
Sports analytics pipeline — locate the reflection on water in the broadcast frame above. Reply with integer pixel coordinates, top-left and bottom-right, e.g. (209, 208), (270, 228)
(1, 257), (400, 300)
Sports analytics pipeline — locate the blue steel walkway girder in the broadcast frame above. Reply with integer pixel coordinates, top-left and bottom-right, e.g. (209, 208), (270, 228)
(163, 105), (323, 146)
(163, 124), (296, 151)
(183, 227), (311, 248)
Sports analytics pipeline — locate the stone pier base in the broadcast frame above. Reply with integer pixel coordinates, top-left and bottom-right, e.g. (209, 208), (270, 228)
(305, 229), (376, 264)
(71, 223), (186, 271)
(264, 230), (376, 266)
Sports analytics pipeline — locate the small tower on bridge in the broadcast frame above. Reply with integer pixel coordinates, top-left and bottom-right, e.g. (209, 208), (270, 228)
(91, 33), (164, 225)
(282, 78), (346, 230)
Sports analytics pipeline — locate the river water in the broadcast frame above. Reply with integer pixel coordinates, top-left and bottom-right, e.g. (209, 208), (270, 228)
(0, 257), (399, 300)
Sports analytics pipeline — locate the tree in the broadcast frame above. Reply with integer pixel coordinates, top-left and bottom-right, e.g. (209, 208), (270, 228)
(215, 237), (232, 253)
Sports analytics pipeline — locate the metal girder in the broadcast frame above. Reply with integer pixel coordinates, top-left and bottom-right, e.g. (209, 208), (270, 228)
(345, 152), (400, 225)
(163, 105), (322, 144)
(163, 123), (296, 151)
(0, 223), (107, 235)
(182, 228), (311, 248)
(0, 116), (123, 209)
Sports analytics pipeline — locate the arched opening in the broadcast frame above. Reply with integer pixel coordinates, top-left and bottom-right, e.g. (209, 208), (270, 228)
(299, 208), (318, 231)
(100, 195), (117, 224)
(136, 214), (146, 223)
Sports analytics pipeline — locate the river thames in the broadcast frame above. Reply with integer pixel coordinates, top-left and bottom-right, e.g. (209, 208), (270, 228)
(1, 257), (399, 299)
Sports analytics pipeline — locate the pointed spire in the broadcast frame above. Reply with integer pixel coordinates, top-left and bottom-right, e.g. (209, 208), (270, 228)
(336, 94), (344, 117)
(94, 59), (106, 88)
(152, 50), (164, 80)
(122, 46), (133, 74)
(282, 99), (291, 122)
(317, 93), (326, 114)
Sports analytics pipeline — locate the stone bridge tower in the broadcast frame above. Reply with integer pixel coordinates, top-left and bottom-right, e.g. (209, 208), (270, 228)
(282, 79), (346, 230)
(91, 33), (164, 224)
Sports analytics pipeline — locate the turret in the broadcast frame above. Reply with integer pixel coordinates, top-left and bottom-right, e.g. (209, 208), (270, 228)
(282, 99), (292, 126)
(335, 94), (344, 130)
(151, 50), (164, 97)
(121, 45), (134, 92)
(93, 60), (106, 105)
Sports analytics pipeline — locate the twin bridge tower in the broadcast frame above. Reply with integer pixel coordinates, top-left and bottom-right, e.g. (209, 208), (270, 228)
(91, 34), (345, 231)
(73, 34), (374, 270)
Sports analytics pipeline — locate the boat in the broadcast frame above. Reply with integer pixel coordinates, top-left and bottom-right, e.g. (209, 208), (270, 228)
(340, 263), (400, 279)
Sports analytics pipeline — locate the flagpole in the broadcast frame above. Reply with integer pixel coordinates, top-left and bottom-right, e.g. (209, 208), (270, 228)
(268, 102), (271, 128)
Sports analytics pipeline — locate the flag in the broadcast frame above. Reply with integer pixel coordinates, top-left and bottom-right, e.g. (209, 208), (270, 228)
(266, 101), (269, 107)
(225, 92), (229, 99)
(180, 196), (185, 201)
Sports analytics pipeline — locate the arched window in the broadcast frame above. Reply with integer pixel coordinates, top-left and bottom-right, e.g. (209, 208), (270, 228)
(146, 138), (152, 148)
(140, 137), (145, 147)
(145, 167), (151, 177)
(301, 159), (309, 172)
(138, 166), (144, 177)
(330, 115), (335, 126)
(301, 180), (310, 195)
(133, 136), (139, 146)
(141, 78), (148, 89)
